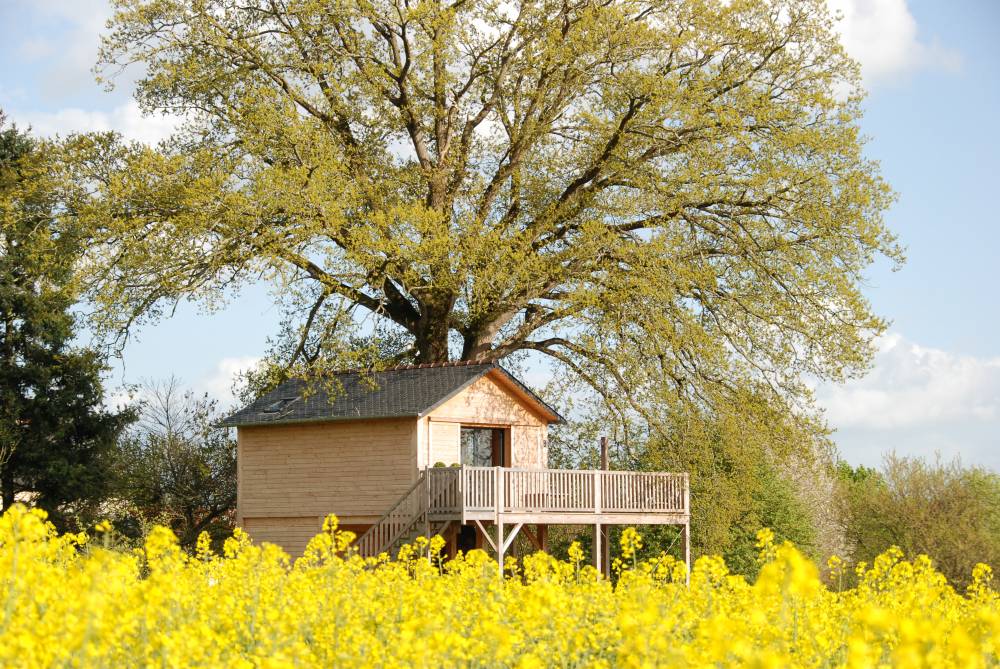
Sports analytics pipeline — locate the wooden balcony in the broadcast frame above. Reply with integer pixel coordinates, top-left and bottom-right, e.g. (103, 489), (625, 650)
(356, 466), (691, 576)
(426, 466), (690, 525)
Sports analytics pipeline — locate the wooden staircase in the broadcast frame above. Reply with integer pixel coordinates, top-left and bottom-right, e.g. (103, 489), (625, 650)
(355, 469), (458, 558)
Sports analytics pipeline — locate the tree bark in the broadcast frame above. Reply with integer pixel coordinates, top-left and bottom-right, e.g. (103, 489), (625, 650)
(414, 299), (454, 363)
(461, 327), (500, 362)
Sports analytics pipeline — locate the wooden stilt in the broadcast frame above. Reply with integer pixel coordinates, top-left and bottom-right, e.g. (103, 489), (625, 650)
(537, 524), (548, 553)
(497, 520), (505, 577)
(593, 523), (602, 575)
(682, 522), (691, 586)
(474, 520), (497, 552)
(521, 525), (542, 552)
(683, 474), (691, 586)
(599, 437), (610, 577)
(602, 527), (611, 577)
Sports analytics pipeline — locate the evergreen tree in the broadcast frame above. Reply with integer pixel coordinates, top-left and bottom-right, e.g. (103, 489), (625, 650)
(0, 112), (132, 529)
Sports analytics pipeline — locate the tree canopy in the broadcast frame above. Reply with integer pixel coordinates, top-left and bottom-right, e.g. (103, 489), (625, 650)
(74, 0), (900, 433)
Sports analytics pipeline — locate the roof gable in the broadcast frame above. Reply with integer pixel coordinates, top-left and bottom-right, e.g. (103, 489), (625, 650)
(220, 362), (562, 427)
(426, 372), (551, 426)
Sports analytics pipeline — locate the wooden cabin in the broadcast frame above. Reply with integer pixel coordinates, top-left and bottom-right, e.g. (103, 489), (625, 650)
(222, 361), (690, 574)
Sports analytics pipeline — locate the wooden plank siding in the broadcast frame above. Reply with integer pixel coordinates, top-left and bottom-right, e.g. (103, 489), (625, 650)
(425, 373), (549, 468)
(241, 516), (322, 558)
(241, 518), (374, 559)
(237, 418), (418, 532)
(426, 420), (461, 466)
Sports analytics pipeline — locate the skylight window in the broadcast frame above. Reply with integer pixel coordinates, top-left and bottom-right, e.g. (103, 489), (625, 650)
(262, 397), (297, 413)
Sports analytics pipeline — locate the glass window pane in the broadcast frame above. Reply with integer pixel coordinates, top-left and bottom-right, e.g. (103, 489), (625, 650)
(461, 428), (494, 466)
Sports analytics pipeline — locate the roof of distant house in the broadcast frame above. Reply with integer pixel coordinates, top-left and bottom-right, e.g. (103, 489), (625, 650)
(219, 361), (563, 427)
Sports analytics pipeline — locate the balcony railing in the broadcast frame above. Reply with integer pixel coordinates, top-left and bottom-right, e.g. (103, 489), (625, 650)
(425, 466), (689, 519)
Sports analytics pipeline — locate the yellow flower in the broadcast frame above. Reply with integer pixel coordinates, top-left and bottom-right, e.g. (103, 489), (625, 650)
(620, 527), (643, 561)
(0, 503), (996, 668)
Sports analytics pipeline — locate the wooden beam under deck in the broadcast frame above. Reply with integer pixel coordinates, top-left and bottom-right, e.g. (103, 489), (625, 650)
(496, 512), (690, 526)
(441, 510), (689, 525)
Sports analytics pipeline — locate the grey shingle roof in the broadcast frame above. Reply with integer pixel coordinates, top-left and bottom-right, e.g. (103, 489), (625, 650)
(219, 362), (563, 427)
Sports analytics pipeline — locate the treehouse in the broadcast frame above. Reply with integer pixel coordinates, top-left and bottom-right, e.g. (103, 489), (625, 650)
(221, 362), (690, 573)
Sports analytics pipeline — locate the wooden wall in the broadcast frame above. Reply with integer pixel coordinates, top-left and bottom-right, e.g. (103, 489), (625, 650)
(237, 418), (417, 556)
(421, 373), (549, 468)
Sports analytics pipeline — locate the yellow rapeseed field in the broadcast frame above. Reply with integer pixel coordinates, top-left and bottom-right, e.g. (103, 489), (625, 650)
(1, 505), (998, 668)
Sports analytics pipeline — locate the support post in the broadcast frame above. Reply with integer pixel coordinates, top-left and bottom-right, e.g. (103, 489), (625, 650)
(474, 520), (497, 552)
(600, 436), (610, 577)
(459, 465), (467, 525)
(495, 466), (503, 524)
(496, 466), (505, 577)
(425, 472), (432, 561)
(497, 520), (505, 577)
(537, 524), (548, 553)
(593, 522), (602, 575)
(683, 473), (691, 586)
(682, 522), (691, 587)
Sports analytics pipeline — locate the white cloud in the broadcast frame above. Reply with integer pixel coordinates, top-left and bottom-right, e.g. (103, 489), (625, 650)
(104, 386), (141, 413)
(817, 333), (1000, 468)
(6, 0), (184, 143)
(102, 355), (260, 415)
(15, 100), (181, 144)
(827, 0), (962, 85)
(821, 333), (1000, 429)
(194, 356), (263, 408)
(10, 0), (114, 100)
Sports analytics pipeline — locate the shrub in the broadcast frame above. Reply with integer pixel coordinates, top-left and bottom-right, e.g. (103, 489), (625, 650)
(837, 453), (1000, 589)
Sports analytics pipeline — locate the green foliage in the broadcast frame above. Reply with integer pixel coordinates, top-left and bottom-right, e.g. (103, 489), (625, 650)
(547, 393), (820, 579)
(110, 378), (236, 550)
(722, 461), (817, 579)
(70, 0), (899, 448)
(837, 454), (1000, 589)
(0, 113), (134, 530)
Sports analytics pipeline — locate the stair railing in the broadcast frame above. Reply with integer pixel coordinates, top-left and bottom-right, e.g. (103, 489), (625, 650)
(355, 468), (466, 558)
(355, 472), (428, 558)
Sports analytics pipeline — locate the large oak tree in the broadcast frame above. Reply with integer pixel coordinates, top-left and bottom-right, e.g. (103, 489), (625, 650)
(75, 0), (900, 433)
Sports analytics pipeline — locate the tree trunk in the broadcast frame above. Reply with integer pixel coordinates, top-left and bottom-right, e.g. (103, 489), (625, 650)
(461, 330), (497, 362)
(416, 329), (450, 363)
(414, 295), (455, 363)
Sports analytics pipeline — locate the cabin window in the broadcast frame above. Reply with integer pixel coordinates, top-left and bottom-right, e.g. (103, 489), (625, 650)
(460, 427), (505, 467)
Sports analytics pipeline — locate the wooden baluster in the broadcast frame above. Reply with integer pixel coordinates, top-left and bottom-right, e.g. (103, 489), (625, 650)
(595, 470), (602, 514)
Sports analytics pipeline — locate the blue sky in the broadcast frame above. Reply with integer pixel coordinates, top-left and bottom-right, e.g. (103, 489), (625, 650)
(1, 0), (998, 469)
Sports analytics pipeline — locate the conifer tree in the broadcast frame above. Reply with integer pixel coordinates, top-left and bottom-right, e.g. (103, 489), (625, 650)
(0, 113), (132, 528)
